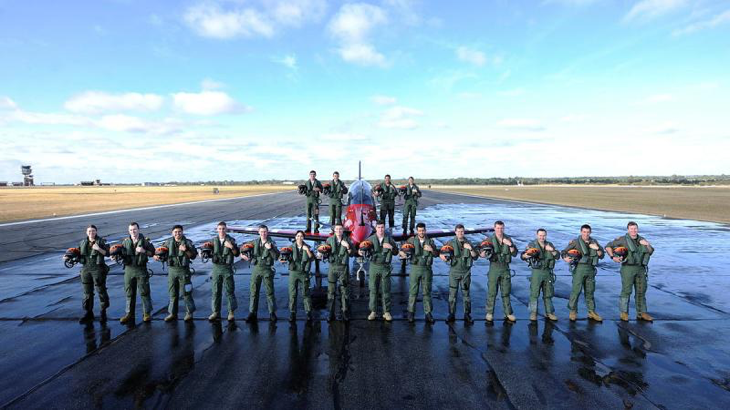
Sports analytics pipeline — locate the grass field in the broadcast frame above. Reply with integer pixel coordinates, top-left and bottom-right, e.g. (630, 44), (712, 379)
(431, 185), (730, 224)
(0, 185), (294, 223)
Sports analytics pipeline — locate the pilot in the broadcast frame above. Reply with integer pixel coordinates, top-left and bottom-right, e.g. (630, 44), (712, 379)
(361, 220), (398, 321)
(485, 221), (519, 323)
(328, 171), (347, 230)
(521, 228), (558, 322)
(77, 224), (110, 324)
(605, 221), (654, 322)
(562, 224), (605, 322)
(441, 224), (478, 324)
(208, 221), (240, 322)
(286, 231), (314, 322)
(155, 225), (198, 323)
(304, 170), (323, 233)
(374, 174), (397, 229)
(400, 222), (437, 323)
(242, 224), (280, 322)
(324, 223), (353, 321)
(401, 176), (421, 236)
(120, 222), (156, 324)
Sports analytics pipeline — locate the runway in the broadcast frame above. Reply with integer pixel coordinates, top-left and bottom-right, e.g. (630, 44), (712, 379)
(0, 190), (728, 409)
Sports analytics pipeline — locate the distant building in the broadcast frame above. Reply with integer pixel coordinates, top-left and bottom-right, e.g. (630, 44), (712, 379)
(282, 181), (295, 185)
(39, 182), (56, 186)
(141, 182), (160, 186)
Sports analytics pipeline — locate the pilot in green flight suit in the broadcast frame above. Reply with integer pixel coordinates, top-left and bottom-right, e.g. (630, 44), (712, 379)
(363, 221), (398, 321)
(402, 222), (437, 323)
(485, 221), (519, 323)
(77, 224), (110, 323)
(242, 224), (280, 322)
(158, 225), (197, 322)
(521, 228), (559, 322)
(328, 171), (347, 228)
(209, 221), (239, 322)
(325, 223), (353, 321)
(305, 170), (323, 233)
(286, 231), (313, 322)
(605, 221), (655, 322)
(441, 224), (478, 324)
(401, 177), (421, 235)
(562, 224), (605, 322)
(120, 222), (156, 324)
(376, 174), (397, 229)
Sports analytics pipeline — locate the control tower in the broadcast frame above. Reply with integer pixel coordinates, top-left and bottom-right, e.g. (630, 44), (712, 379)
(21, 165), (34, 186)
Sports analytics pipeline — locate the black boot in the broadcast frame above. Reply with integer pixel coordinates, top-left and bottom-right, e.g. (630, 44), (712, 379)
(446, 313), (455, 323)
(341, 310), (349, 322)
(306, 311), (313, 322)
(407, 311), (415, 323)
(327, 310), (336, 322)
(100, 309), (107, 323)
(79, 310), (94, 324)
(246, 312), (257, 322)
(464, 313), (473, 325)
(289, 312), (296, 322)
(270, 312), (278, 322)
(425, 313), (435, 324)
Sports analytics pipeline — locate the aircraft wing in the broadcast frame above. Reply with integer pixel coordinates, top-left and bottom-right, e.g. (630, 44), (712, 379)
(391, 227), (494, 242)
(227, 226), (335, 242)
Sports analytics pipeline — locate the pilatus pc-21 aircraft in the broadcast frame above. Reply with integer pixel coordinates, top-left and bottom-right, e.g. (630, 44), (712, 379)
(228, 162), (493, 284)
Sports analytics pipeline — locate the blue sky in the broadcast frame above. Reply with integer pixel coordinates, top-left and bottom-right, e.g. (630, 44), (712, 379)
(1, 0), (728, 183)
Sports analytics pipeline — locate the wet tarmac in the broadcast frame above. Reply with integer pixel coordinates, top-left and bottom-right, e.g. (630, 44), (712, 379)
(1, 190), (729, 409)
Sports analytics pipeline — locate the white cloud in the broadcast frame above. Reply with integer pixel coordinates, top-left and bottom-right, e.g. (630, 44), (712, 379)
(497, 118), (546, 132)
(339, 43), (386, 66)
(371, 95), (397, 105)
(64, 91), (164, 114)
(272, 54), (298, 70)
(184, 3), (274, 39)
(456, 46), (487, 66)
(269, 0), (327, 27)
(0, 96), (17, 110)
(673, 9), (730, 36)
(172, 90), (250, 115)
(378, 105), (423, 129)
(624, 0), (687, 22)
(327, 3), (388, 66)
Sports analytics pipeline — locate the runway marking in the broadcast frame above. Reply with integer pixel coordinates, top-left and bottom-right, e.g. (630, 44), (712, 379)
(0, 192), (282, 228)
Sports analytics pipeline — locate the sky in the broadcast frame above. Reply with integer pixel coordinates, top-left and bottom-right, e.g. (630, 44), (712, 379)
(0, 0), (729, 183)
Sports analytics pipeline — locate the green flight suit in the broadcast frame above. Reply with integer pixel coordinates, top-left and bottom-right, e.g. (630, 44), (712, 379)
(563, 237), (605, 312)
(606, 234), (653, 315)
(164, 236), (197, 316)
(305, 179), (324, 232)
(248, 237), (280, 314)
(524, 240), (558, 315)
(328, 179), (347, 227)
(287, 244), (313, 314)
(122, 234), (156, 316)
(378, 182), (398, 228)
(210, 235), (239, 314)
(446, 238), (476, 315)
(78, 237), (110, 314)
(367, 234), (398, 313)
(486, 234), (519, 316)
(326, 235), (353, 314)
(401, 184), (421, 233)
(406, 235), (436, 314)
